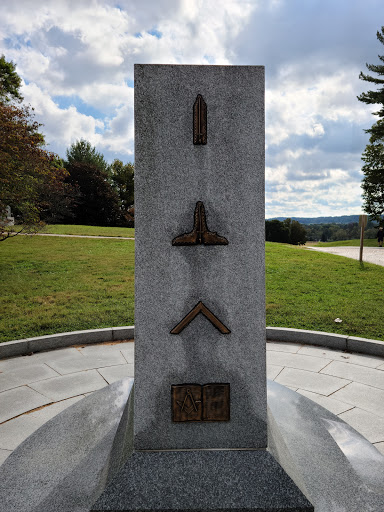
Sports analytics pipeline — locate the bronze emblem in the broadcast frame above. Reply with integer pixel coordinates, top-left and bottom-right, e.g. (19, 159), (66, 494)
(172, 384), (230, 422)
(193, 94), (207, 145)
(172, 201), (228, 246)
(170, 301), (230, 335)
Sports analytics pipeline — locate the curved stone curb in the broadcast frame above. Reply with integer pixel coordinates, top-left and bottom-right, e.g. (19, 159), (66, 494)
(1, 325), (384, 360)
(0, 326), (134, 360)
(266, 327), (384, 358)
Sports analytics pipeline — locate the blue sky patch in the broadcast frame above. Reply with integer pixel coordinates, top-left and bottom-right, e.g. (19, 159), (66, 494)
(53, 95), (106, 120)
(148, 28), (162, 39)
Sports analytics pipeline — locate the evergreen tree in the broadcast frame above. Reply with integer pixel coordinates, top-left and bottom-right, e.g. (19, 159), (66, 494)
(66, 139), (110, 176)
(358, 26), (384, 142)
(110, 158), (134, 204)
(358, 27), (384, 219)
(64, 141), (121, 226)
(361, 141), (384, 222)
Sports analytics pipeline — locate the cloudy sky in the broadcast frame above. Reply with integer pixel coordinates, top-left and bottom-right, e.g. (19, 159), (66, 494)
(1, 0), (384, 218)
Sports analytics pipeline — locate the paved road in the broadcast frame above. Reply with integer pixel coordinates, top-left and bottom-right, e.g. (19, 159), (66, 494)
(0, 339), (383, 466)
(309, 246), (384, 267)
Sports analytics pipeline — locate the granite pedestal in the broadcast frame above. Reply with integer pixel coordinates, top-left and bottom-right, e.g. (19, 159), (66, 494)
(1, 379), (383, 511)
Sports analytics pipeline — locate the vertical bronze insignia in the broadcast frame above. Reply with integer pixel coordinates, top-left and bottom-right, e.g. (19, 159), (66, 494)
(193, 94), (207, 145)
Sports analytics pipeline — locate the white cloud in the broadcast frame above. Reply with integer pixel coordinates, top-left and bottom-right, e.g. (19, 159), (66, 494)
(1, 0), (383, 217)
(21, 82), (104, 153)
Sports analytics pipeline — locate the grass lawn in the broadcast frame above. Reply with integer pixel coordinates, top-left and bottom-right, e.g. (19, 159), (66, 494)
(1, 236), (384, 342)
(40, 224), (135, 238)
(316, 238), (378, 247)
(266, 243), (384, 341)
(0, 235), (134, 342)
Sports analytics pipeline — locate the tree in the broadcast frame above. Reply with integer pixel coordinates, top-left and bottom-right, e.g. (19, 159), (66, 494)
(361, 141), (384, 222)
(265, 219), (290, 243)
(358, 27), (384, 143)
(0, 55), (74, 241)
(0, 54), (23, 104)
(66, 139), (110, 176)
(0, 103), (73, 241)
(265, 219), (306, 245)
(358, 27), (384, 220)
(289, 220), (307, 245)
(110, 159), (134, 225)
(64, 141), (121, 226)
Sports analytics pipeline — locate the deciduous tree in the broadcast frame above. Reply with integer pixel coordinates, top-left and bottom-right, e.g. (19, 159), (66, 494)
(0, 103), (72, 241)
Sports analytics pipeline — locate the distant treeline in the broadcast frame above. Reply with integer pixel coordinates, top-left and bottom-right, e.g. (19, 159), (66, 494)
(265, 218), (379, 244)
(268, 215), (361, 225)
(305, 220), (378, 242)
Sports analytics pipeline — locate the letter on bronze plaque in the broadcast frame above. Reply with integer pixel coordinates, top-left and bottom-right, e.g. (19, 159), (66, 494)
(193, 94), (207, 145)
(170, 301), (230, 335)
(172, 384), (230, 422)
(172, 201), (228, 246)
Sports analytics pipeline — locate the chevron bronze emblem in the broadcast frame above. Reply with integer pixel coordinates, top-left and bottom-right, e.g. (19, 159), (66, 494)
(170, 301), (230, 335)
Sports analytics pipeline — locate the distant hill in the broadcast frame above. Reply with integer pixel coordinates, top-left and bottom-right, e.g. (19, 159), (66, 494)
(267, 215), (361, 225)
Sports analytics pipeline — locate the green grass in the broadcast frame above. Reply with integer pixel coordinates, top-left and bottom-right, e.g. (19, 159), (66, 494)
(266, 242), (384, 341)
(40, 224), (135, 238)
(1, 237), (384, 343)
(0, 236), (134, 342)
(316, 238), (378, 247)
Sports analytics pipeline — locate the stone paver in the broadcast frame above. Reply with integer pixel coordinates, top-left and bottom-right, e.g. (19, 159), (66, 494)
(338, 407), (384, 444)
(267, 351), (331, 372)
(321, 360), (384, 390)
(266, 364), (283, 380)
(0, 364), (60, 392)
(266, 342), (300, 353)
(275, 367), (350, 396)
(0, 396), (84, 450)
(28, 370), (107, 401)
(331, 382), (384, 418)
(298, 345), (383, 368)
(0, 347), (84, 373)
(46, 351), (126, 375)
(296, 389), (353, 415)
(1, 338), (384, 467)
(98, 364), (134, 384)
(120, 345), (134, 363)
(0, 386), (52, 423)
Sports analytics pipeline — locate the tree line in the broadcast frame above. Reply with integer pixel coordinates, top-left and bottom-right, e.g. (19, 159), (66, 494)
(265, 218), (380, 244)
(0, 55), (134, 241)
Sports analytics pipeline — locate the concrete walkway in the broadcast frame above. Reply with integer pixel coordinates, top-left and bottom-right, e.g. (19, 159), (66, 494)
(24, 233), (135, 240)
(0, 339), (384, 467)
(309, 246), (384, 267)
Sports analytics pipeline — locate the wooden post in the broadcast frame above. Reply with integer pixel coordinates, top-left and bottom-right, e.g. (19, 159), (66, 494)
(359, 214), (368, 262)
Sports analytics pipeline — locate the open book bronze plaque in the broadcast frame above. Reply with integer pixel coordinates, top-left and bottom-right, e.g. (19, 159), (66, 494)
(172, 383), (230, 422)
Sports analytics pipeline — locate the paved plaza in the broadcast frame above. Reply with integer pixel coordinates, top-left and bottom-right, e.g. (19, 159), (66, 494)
(0, 338), (383, 466)
(309, 245), (384, 266)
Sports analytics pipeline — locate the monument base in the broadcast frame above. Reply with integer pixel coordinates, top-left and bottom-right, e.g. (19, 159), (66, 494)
(1, 379), (384, 512)
(92, 449), (313, 512)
